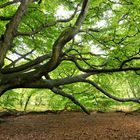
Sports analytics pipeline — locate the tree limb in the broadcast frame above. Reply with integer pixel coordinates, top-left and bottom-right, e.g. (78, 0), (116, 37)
(39, 0), (90, 74)
(0, 16), (13, 21)
(16, 4), (80, 36)
(21, 73), (92, 88)
(0, 0), (20, 9)
(85, 79), (140, 103)
(120, 57), (140, 69)
(2, 53), (51, 74)
(0, 0), (33, 68)
(51, 87), (90, 115)
(66, 58), (140, 74)
(6, 49), (35, 68)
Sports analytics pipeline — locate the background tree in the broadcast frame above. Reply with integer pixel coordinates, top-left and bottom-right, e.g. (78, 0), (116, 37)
(0, 0), (140, 114)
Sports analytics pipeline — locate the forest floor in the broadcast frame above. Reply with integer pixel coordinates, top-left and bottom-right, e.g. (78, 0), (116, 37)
(0, 111), (140, 140)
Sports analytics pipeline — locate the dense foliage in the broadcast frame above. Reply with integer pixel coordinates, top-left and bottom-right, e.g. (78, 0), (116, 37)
(0, 0), (140, 113)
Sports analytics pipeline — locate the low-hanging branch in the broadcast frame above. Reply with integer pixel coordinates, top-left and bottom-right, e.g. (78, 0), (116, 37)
(51, 87), (90, 115)
(85, 79), (140, 103)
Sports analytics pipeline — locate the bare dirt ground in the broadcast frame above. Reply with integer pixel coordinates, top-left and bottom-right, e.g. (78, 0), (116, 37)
(0, 111), (140, 140)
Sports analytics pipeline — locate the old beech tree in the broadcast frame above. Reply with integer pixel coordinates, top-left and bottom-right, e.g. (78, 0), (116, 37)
(0, 0), (140, 114)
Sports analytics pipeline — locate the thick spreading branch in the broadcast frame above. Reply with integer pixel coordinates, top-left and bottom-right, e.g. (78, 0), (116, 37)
(19, 73), (92, 89)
